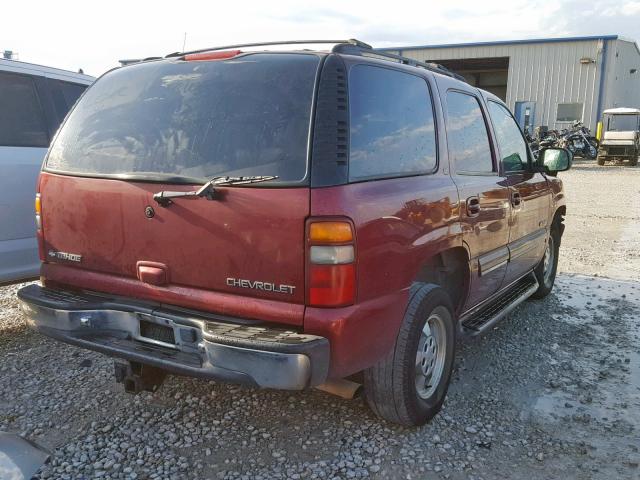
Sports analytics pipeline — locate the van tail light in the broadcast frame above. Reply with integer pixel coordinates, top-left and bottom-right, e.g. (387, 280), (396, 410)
(307, 220), (356, 307)
(35, 193), (45, 261)
(184, 50), (242, 61)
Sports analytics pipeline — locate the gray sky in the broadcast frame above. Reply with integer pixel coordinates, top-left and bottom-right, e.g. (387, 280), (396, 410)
(4, 0), (640, 77)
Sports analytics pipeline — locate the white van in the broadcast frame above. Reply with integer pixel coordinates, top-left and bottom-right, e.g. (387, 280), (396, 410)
(0, 59), (94, 285)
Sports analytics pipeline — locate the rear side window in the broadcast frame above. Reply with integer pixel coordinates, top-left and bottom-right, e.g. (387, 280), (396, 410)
(445, 91), (494, 173)
(47, 53), (320, 183)
(487, 101), (528, 172)
(48, 79), (87, 123)
(0, 72), (49, 147)
(349, 65), (437, 181)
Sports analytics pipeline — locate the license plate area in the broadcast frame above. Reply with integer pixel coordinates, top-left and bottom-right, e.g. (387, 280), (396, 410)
(138, 318), (176, 347)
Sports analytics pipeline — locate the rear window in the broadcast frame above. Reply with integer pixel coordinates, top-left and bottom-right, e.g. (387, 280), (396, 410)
(46, 53), (320, 183)
(0, 72), (49, 147)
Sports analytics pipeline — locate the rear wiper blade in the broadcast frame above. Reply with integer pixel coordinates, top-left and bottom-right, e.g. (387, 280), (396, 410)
(153, 175), (278, 207)
(209, 175), (278, 186)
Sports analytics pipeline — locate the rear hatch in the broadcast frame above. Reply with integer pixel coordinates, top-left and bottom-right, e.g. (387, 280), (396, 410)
(39, 52), (321, 324)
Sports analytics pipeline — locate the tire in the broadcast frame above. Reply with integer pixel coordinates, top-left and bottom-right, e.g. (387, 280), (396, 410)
(629, 156), (638, 166)
(531, 223), (561, 299)
(364, 284), (456, 426)
(585, 144), (597, 159)
(597, 156), (605, 166)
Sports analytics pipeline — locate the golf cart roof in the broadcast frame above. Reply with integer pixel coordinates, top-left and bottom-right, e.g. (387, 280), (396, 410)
(603, 107), (640, 115)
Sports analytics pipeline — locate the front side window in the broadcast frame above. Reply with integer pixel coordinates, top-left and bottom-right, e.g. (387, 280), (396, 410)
(488, 101), (528, 172)
(0, 72), (49, 147)
(47, 53), (320, 183)
(556, 103), (583, 122)
(349, 65), (437, 181)
(445, 91), (494, 173)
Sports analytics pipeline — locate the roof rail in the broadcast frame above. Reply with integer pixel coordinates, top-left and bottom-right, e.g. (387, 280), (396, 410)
(165, 39), (372, 58)
(332, 43), (467, 82)
(161, 38), (466, 82)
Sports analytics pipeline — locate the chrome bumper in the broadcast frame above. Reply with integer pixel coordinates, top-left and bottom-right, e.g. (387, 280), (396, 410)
(17, 284), (329, 390)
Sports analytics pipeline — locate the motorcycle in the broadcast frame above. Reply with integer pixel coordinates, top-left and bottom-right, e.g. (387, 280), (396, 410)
(526, 127), (559, 158)
(559, 121), (599, 159)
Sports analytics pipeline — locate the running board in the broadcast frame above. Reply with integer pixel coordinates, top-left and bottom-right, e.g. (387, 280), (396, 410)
(460, 274), (539, 337)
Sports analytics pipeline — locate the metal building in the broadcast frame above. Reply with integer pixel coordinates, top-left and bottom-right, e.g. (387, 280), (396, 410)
(380, 35), (640, 133)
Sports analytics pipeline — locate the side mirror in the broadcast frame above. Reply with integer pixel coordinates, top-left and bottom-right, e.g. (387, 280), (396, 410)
(539, 147), (572, 174)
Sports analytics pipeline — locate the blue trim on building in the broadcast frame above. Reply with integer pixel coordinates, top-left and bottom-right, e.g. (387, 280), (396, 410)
(377, 35), (620, 52)
(595, 39), (609, 123)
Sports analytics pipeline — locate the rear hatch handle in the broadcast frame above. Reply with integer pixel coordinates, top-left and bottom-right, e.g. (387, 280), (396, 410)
(153, 175), (278, 207)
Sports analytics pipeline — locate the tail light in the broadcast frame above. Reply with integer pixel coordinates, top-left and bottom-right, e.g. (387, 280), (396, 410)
(307, 220), (356, 307)
(35, 192), (45, 261)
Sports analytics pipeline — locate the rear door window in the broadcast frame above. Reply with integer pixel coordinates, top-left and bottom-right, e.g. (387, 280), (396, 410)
(46, 53), (320, 183)
(48, 79), (87, 124)
(349, 65), (437, 181)
(487, 101), (529, 172)
(0, 72), (49, 147)
(445, 91), (494, 173)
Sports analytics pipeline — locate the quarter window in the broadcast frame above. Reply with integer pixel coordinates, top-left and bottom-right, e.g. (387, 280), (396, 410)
(0, 72), (49, 147)
(445, 91), (494, 173)
(349, 65), (437, 181)
(488, 101), (528, 172)
(48, 79), (87, 124)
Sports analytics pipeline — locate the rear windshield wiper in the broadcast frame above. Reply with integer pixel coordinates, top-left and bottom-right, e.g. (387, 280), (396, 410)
(152, 175), (278, 207)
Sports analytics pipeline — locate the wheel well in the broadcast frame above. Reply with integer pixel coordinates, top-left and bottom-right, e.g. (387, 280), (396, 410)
(414, 247), (469, 315)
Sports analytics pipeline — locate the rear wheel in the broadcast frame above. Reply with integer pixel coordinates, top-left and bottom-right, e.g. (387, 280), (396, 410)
(630, 156), (638, 166)
(597, 156), (606, 166)
(364, 284), (456, 426)
(531, 224), (560, 299)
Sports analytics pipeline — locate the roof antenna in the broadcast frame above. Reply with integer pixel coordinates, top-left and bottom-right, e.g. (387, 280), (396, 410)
(182, 33), (187, 52)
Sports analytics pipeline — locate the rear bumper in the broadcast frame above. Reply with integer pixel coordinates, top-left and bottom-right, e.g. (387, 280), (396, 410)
(17, 284), (329, 390)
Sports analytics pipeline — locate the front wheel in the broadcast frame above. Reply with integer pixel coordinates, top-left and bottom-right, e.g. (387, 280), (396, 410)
(364, 284), (456, 426)
(531, 225), (560, 299)
(585, 144), (598, 159)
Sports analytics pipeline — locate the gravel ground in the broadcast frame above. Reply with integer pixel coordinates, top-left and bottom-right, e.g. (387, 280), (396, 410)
(1, 161), (639, 480)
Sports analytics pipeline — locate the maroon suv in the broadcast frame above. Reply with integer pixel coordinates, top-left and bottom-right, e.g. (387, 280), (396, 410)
(18, 39), (572, 426)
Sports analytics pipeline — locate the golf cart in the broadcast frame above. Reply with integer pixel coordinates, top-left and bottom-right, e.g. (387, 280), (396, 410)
(597, 108), (640, 166)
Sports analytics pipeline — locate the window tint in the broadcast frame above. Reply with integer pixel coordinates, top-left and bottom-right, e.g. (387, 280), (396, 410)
(49, 79), (87, 124)
(556, 103), (583, 122)
(488, 101), (528, 172)
(445, 92), (493, 173)
(349, 65), (436, 181)
(47, 53), (319, 183)
(0, 72), (49, 147)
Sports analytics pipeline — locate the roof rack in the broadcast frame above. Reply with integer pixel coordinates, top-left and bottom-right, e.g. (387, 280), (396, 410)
(165, 39), (372, 58)
(162, 38), (466, 82)
(332, 42), (466, 82)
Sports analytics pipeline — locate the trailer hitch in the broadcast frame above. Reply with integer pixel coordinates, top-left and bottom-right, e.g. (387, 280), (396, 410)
(114, 361), (167, 394)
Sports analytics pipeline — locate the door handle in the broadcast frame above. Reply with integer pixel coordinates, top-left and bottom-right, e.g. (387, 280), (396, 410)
(466, 196), (480, 217)
(511, 192), (522, 207)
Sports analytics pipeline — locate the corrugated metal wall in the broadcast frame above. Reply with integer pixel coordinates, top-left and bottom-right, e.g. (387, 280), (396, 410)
(392, 40), (606, 130)
(603, 39), (640, 111)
